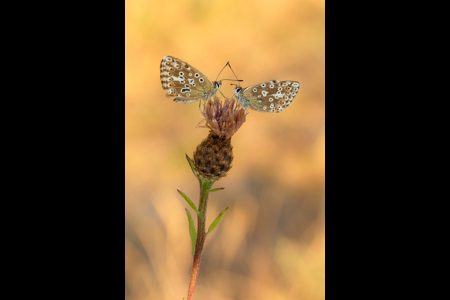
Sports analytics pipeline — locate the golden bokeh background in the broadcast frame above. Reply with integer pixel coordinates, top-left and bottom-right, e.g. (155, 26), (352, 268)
(125, 0), (324, 299)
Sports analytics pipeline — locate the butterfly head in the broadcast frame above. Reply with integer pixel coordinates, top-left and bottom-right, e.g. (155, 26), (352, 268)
(213, 81), (222, 89)
(232, 86), (249, 108)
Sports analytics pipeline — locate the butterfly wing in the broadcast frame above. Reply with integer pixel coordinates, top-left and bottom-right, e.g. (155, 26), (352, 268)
(238, 80), (300, 113)
(160, 56), (217, 103)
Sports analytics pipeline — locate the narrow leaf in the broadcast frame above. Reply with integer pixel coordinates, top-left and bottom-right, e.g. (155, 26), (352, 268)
(185, 154), (199, 179)
(207, 207), (229, 234)
(208, 187), (225, 193)
(178, 189), (198, 213)
(185, 209), (197, 256)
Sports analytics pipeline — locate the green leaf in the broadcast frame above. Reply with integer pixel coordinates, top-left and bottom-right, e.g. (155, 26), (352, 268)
(185, 209), (197, 256)
(185, 154), (199, 179)
(178, 189), (198, 213)
(208, 187), (225, 193)
(207, 207), (229, 234)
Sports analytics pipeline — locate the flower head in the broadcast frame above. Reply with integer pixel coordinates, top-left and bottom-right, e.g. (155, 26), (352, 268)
(194, 97), (246, 180)
(200, 97), (246, 139)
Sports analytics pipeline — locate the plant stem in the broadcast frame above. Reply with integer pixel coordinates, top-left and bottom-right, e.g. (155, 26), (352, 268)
(187, 178), (215, 300)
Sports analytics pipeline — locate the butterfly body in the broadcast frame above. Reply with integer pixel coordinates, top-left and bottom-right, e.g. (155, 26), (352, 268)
(160, 56), (222, 103)
(234, 80), (300, 113)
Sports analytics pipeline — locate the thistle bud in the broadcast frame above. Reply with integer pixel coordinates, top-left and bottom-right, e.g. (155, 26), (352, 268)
(194, 97), (246, 180)
(194, 133), (233, 180)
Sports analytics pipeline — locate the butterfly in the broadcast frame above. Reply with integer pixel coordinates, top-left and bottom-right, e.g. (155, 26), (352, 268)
(233, 80), (300, 113)
(160, 56), (223, 104)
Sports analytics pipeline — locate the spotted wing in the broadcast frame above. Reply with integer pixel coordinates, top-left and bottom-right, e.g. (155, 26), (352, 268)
(160, 56), (216, 103)
(241, 80), (300, 113)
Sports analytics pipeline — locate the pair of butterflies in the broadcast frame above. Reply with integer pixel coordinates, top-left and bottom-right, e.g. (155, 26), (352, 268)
(160, 55), (299, 113)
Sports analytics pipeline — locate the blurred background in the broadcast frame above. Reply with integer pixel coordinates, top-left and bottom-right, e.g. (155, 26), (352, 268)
(125, 0), (324, 299)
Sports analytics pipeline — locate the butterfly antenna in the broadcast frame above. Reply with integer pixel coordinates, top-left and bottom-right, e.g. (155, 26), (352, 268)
(226, 62), (241, 87)
(215, 61), (231, 82)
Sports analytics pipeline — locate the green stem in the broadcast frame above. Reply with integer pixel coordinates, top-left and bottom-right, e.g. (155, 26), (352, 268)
(187, 178), (215, 300)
